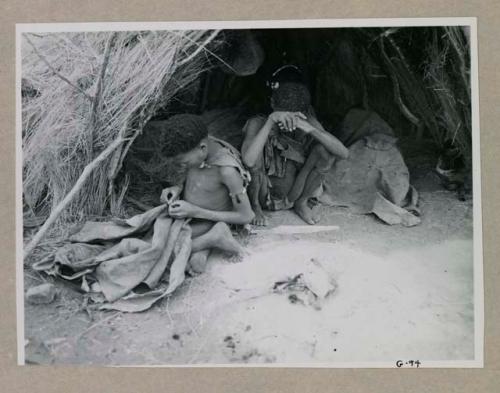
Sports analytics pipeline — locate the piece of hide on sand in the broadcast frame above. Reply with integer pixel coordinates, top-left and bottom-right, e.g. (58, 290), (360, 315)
(33, 205), (192, 312)
(319, 109), (420, 226)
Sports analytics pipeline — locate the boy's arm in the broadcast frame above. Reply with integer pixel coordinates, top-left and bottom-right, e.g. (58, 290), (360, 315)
(242, 112), (307, 168)
(241, 117), (273, 168)
(297, 117), (349, 159)
(169, 167), (255, 225)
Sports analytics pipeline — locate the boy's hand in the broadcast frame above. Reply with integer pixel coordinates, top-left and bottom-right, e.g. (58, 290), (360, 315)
(269, 111), (307, 132)
(169, 200), (199, 219)
(160, 185), (182, 205)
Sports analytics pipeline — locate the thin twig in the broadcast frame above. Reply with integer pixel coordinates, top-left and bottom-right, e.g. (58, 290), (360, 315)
(24, 35), (93, 102)
(176, 30), (224, 67)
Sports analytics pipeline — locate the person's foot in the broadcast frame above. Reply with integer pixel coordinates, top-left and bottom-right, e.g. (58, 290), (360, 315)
(211, 222), (245, 254)
(294, 199), (321, 225)
(251, 207), (268, 226)
(187, 251), (209, 275)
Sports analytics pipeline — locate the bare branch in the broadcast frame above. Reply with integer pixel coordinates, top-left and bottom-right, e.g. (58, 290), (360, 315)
(86, 32), (118, 158)
(379, 38), (420, 126)
(24, 136), (129, 259)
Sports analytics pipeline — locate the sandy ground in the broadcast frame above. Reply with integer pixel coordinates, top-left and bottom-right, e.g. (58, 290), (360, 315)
(23, 173), (475, 365)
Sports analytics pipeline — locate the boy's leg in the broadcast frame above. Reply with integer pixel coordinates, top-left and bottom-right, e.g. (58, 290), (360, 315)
(294, 172), (323, 225)
(187, 249), (211, 275)
(292, 144), (335, 225)
(268, 160), (297, 200)
(191, 221), (243, 255)
(287, 146), (322, 203)
(190, 220), (214, 238)
(186, 221), (213, 275)
(248, 160), (269, 226)
(186, 221), (243, 275)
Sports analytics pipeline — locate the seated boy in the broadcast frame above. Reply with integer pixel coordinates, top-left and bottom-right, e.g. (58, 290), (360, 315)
(241, 81), (349, 225)
(157, 114), (255, 274)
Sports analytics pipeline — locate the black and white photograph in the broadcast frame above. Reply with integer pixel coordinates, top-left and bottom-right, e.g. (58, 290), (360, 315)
(17, 18), (482, 366)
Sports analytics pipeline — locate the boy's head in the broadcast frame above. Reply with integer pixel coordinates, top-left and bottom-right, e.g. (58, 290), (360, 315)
(270, 81), (311, 114)
(159, 114), (209, 168)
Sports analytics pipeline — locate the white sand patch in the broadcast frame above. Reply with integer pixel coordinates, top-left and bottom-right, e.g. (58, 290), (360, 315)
(200, 239), (474, 364)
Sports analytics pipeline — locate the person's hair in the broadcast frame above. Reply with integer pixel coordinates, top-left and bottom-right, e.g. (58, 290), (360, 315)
(271, 82), (311, 113)
(155, 114), (208, 157)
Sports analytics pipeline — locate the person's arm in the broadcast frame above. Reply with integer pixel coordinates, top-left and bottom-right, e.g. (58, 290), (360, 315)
(242, 112), (307, 168)
(169, 167), (255, 225)
(241, 117), (274, 169)
(297, 117), (349, 159)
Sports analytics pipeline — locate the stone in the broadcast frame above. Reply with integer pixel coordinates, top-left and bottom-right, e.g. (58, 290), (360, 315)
(26, 283), (56, 305)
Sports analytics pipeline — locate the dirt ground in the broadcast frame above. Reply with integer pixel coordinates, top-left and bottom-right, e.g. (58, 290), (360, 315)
(23, 171), (475, 365)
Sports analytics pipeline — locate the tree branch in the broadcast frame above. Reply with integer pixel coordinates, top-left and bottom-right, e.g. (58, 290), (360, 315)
(24, 136), (129, 259)
(379, 38), (420, 126)
(86, 32), (118, 158)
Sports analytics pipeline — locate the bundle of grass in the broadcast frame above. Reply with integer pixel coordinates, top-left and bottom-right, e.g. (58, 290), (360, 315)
(423, 26), (472, 167)
(22, 29), (222, 257)
(344, 26), (472, 176)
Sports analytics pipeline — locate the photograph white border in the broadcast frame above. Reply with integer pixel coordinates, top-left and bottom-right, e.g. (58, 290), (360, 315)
(15, 17), (483, 368)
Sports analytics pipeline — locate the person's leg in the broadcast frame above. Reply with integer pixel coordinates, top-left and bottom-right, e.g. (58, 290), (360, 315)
(191, 221), (243, 255)
(187, 249), (211, 275)
(190, 220), (214, 238)
(248, 160), (269, 226)
(287, 145), (322, 203)
(293, 144), (335, 225)
(187, 220), (244, 275)
(294, 172), (323, 224)
(268, 160), (297, 200)
(186, 221), (214, 275)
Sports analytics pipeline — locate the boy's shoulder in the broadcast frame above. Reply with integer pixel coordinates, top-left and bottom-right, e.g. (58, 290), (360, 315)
(243, 114), (268, 133)
(217, 165), (240, 181)
(207, 136), (251, 186)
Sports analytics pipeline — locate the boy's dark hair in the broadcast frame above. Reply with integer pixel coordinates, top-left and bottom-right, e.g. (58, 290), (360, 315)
(271, 82), (311, 113)
(155, 114), (208, 157)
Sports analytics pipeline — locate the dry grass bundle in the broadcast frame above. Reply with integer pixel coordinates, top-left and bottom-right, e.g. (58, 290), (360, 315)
(423, 26), (472, 166)
(358, 27), (471, 165)
(22, 29), (222, 241)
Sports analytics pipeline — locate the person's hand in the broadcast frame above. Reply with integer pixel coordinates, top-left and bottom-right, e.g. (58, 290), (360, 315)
(160, 185), (182, 205)
(169, 200), (199, 219)
(269, 111), (307, 132)
(295, 117), (316, 134)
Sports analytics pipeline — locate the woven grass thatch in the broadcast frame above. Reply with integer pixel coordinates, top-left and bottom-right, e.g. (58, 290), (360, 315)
(22, 29), (223, 251)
